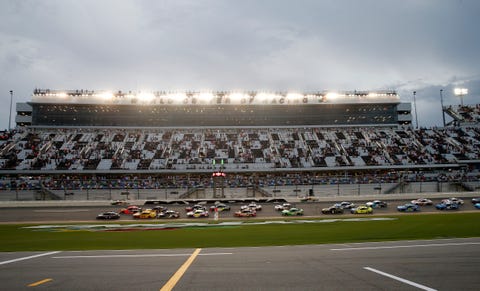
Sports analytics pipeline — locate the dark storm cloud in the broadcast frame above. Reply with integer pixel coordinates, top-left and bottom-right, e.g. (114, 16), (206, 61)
(1, 0), (479, 129)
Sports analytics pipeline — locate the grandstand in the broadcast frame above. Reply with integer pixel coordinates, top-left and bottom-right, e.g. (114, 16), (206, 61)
(1, 89), (479, 200)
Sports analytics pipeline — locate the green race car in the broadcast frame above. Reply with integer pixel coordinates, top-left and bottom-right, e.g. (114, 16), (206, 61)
(281, 207), (304, 216)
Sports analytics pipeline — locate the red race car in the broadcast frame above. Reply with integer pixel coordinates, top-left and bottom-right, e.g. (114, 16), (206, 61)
(119, 205), (142, 214)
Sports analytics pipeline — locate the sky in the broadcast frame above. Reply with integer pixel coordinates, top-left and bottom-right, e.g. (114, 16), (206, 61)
(1, 0), (479, 130)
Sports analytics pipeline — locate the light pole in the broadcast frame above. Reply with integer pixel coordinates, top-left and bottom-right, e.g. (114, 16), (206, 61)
(413, 91), (419, 129)
(440, 89), (446, 127)
(454, 88), (468, 107)
(8, 90), (13, 130)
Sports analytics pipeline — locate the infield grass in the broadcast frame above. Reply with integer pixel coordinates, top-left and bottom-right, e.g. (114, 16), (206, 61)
(0, 213), (479, 251)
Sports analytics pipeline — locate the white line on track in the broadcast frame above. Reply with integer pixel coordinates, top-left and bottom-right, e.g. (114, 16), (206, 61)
(330, 241), (480, 251)
(52, 252), (232, 259)
(364, 267), (437, 291)
(0, 251), (60, 265)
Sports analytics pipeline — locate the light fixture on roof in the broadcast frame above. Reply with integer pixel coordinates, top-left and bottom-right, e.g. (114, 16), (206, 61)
(454, 88), (468, 106)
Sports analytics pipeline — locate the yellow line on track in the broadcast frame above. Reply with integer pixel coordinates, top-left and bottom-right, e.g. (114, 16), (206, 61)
(28, 278), (52, 287)
(160, 248), (201, 291)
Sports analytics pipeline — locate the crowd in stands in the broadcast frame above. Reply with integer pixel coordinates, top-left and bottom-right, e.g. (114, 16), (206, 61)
(0, 125), (479, 173)
(0, 169), (478, 191)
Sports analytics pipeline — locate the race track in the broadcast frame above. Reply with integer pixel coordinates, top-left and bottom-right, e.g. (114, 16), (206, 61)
(0, 196), (478, 223)
(1, 238), (479, 290)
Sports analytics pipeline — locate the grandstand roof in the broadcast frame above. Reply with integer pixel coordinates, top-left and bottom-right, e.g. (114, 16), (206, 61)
(31, 89), (400, 106)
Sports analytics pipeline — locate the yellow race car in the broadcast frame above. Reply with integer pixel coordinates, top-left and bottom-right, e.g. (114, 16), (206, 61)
(350, 205), (373, 214)
(133, 209), (157, 219)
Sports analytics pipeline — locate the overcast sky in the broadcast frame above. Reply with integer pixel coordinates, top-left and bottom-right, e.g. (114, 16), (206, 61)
(1, 0), (479, 129)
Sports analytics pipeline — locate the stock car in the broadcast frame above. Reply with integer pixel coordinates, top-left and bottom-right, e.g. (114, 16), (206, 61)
(281, 207), (304, 216)
(241, 203), (262, 211)
(321, 205), (344, 214)
(119, 205), (142, 214)
(185, 204), (207, 212)
(274, 203), (292, 211)
(234, 208), (257, 217)
(210, 203), (231, 212)
(397, 203), (420, 212)
(110, 200), (129, 206)
(366, 200), (388, 208)
(350, 205), (373, 214)
(157, 209), (180, 219)
(474, 203), (480, 209)
(335, 201), (356, 209)
(435, 202), (460, 210)
(300, 196), (318, 202)
(96, 211), (120, 220)
(133, 209), (157, 219)
(410, 198), (433, 206)
(186, 209), (209, 218)
(442, 198), (464, 205)
(472, 198), (480, 204)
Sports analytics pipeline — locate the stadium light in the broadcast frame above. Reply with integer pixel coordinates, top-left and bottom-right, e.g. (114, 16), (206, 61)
(454, 88), (468, 106)
(286, 93), (303, 103)
(138, 92), (155, 103)
(325, 92), (339, 101)
(198, 92), (214, 103)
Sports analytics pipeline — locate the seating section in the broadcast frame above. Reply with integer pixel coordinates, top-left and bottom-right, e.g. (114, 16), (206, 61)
(1, 125), (479, 172)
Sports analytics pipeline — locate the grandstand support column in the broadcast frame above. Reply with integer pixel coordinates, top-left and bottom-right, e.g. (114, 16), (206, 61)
(413, 91), (419, 129)
(440, 89), (446, 127)
(8, 90), (13, 130)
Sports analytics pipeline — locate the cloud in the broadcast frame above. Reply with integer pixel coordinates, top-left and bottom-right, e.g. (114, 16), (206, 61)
(0, 0), (479, 129)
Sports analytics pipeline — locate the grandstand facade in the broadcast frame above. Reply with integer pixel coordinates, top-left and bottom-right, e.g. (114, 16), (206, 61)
(17, 89), (411, 127)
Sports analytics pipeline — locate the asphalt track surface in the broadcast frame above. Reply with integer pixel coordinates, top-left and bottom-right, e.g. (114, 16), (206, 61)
(0, 196), (478, 223)
(0, 238), (479, 290)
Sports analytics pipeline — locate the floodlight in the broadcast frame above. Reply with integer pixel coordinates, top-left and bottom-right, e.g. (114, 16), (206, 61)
(454, 88), (468, 96)
(138, 92), (155, 103)
(454, 88), (468, 106)
(286, 93), (303, 102)
(325, 92), (339, 101)
(98, 92), (114, 100)
(198, 92), (214, 103)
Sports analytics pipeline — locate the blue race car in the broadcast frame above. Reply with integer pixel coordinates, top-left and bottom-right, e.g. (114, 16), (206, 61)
(474, 203), (480, 209)
(396, 203), (420, 212)
(435, 202), (459, 210)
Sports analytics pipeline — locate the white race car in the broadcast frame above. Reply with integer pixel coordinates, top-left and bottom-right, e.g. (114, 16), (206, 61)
(274, 203), (291, 211)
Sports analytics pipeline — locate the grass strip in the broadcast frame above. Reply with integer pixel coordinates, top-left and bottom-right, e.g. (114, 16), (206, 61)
(0, 213), (478, 251)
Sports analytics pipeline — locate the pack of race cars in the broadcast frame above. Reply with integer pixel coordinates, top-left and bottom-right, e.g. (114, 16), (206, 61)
(96, 197), (479, 220)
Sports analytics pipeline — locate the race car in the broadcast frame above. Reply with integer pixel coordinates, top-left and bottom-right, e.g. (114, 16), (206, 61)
(350, 205), (373, 214)
(321, 205), (344, 214)
(397, 203), (420, 212)
(119, 205), (142, 214)
(157, 209), (180, 219)
(241, 203), (262, 211)
(335, 201), (356, 209)
(185, 204), (207, 212)
(281, 207), (304, 216)
(472, 198), (480, 204)
(133, 209), (157, 219)
(474, 203), (480, 209)
(210, 203), (231, 212)
(435, 202), (459, 210)
(234, 208), (257, 217)
(274, 203), (292, 211)
(442, 198), (464, 205)
(410, 198), (433, 206)
(300, 196), (318, 202)
(96, 211), (120, 220)
(186, 209), (209, 218)
(110, 200), (129, 206)
(366, 200), (388, 208)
